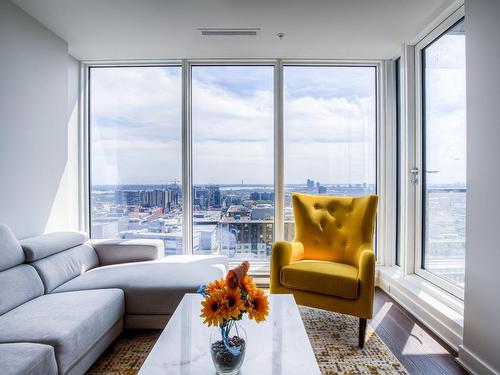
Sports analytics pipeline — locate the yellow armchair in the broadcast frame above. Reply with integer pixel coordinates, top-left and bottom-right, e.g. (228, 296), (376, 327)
(270, 193), (378, 348)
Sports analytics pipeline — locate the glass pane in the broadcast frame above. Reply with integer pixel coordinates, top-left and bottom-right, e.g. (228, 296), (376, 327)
(192, 66), (274, 260)
(395, 57), (402, 266)
(89, 66), (182, 255)
(284, 66), (377, 241)
(422, 19), (466, 287)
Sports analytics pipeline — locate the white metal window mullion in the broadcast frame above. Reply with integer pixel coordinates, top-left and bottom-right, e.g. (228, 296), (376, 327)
(403, 44), (417, 277)
(375, 62), (386, 264)
(80, 64), (90, 233)
(182, 60), (193, 255)
(384, 58), (398, 267)
(274, 60), (284, 242)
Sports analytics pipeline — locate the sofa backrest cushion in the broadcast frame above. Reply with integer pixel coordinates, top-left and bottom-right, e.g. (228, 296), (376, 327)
(0, 224), (25, 271)
(20, 231), (88, 262)
(0, 264), (44, 315)
(30, 243), (99, 293)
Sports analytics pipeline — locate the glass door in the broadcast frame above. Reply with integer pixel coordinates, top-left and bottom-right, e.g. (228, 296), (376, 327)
(416, 18), (466, 294)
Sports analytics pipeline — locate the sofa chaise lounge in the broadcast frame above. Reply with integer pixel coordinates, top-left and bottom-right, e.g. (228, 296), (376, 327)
(0, 224), (227, 375)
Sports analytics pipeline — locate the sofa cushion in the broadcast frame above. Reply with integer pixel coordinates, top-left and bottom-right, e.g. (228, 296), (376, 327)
(54, 255), (227, 315)
(20, 231), (88, 262)
(0, 264), (44, 315)
(30, 243), (99, 293)
(0, 343), (57, 375)
(0, 224), (24, 271)
(281, 260), (359, 299)
(0, 289), (124, 375)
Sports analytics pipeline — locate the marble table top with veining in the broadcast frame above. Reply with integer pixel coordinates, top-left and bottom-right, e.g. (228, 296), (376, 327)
(138, 293), (320, 375)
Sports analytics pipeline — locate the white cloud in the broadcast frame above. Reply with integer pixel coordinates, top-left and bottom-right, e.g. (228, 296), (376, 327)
(92, 138), (181, 185)
(90, 62), (465, 187)
(90, 66), (378, 185)
(424, 33), (466, 185)
(91, 67), (182, 185)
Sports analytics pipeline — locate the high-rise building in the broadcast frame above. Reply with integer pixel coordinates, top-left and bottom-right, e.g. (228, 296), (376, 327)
(135, 188), (181, 211)
(194, 185), (222, 209)
(225, 195), (242, 206)
(208, 186), (222, 208)
(251, 205), (274, 220)
(250, 191), (275, 201)
(114, 190), (141, 206)
(307, 179), (315, 189)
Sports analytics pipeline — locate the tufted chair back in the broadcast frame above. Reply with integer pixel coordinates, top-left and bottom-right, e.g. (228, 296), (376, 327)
(292, 193), (378, 267)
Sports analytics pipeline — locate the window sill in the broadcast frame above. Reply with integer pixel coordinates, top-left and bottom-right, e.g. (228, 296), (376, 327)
(377, 266), (464, 351)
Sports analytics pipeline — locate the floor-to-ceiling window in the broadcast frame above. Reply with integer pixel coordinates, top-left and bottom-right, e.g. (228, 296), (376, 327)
(87, 62), (379, 263)
(420, 19), (466, 289)
(89, 66), (183, 255)
(283, 66), (377, 241)
(191, 65), (275, 260)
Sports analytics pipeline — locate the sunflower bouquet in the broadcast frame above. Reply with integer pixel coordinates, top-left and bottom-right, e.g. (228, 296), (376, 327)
(198, 261), (269, 372)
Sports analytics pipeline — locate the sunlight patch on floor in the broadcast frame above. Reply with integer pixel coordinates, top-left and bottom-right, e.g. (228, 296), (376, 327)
(369, 301), (392, 330)
(401, 324), (449, 355)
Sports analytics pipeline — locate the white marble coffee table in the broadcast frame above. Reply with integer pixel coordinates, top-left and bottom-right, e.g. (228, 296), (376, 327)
(138, 293), (320, 375)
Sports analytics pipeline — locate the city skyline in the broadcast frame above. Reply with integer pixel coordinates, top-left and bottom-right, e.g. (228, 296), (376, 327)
(90, 179), (465, 287)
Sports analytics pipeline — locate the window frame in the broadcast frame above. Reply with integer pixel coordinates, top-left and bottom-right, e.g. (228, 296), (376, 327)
(83, 62), (184, 245)
(394, 57), (402, 267)
(81, 59), (384, 271)
(189, 62), (277, 260)
(414, 9), (465, 299)
(281, 63), (380, 249)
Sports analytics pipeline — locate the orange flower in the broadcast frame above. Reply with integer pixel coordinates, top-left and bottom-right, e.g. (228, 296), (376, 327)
(221, 287), (245, 319)
(240, 275), (256, 294)
(200, 290), (226, 327)
(247, 288), (269, 323)
(205, 279), (226, 294)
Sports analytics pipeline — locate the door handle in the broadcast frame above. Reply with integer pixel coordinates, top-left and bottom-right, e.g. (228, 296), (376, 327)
(410, 168), (419, 184)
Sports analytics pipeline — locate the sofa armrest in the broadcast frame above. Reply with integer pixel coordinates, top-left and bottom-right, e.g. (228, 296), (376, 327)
(270, 241), (304, 293)
(89, 239), (164, 266)
(356, 243), (376, 318)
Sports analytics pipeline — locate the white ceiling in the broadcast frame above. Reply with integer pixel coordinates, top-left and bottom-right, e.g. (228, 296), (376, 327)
(11, 0), (457, 61)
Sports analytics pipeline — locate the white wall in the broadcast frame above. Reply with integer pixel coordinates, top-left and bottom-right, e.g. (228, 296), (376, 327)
(0, 0), (79, 238)
(459, 1), (500, 374)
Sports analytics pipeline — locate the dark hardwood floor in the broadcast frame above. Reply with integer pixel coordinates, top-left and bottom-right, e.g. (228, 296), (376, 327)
(371, 288), (468, 375)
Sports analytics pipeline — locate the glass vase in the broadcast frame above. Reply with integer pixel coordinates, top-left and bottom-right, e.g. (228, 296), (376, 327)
(209, 322), (247, 375)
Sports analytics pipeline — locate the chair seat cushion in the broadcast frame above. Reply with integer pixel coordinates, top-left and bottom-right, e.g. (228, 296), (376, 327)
(281, 260), (359, 299)
(0, 289), (124, 374)
(53, 255), (227, 315)
(0, 343), (57, 375)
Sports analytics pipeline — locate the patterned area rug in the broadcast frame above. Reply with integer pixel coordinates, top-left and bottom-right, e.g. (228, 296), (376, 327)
(87, 330), (161, 375)
(88, 307), (408, 375)
(299, 306), (407, 374)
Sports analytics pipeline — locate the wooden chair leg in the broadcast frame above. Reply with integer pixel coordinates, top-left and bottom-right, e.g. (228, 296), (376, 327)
(358, 318), (367, 348)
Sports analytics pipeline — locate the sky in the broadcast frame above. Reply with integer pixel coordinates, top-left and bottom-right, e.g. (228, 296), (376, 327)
(424, 22), (466, 185)
(90, 31), (465, 187)
(91, 65), (376, 185)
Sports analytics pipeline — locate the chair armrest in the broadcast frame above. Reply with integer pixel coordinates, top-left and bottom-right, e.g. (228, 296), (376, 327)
(270, 241), (304, 293)
(89, 239), (164, 266)
(357, 243), (376, 317)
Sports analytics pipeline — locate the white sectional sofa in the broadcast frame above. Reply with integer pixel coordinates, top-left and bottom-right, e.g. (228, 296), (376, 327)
(0, 224), (227, 375)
